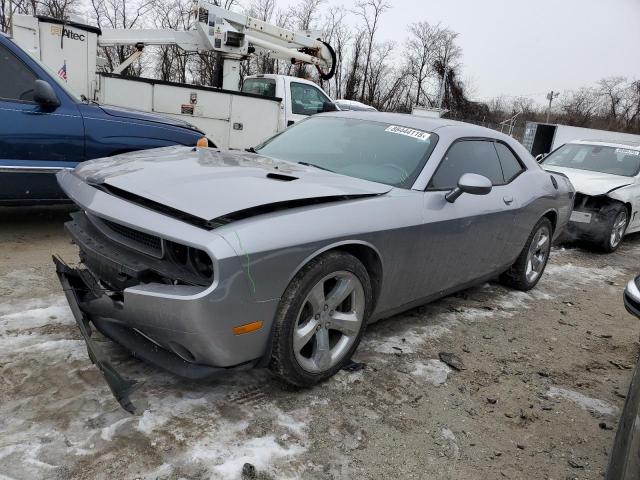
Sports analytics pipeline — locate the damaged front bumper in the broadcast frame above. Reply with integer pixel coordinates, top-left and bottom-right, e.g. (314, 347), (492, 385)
(54, 256), (237, 413)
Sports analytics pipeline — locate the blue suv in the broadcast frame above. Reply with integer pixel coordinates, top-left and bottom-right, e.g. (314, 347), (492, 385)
(0, 32), (209, 205)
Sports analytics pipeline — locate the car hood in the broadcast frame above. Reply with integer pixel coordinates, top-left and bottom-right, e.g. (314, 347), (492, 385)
(99, 105), (202, 133)
(74, 146), (392, 222)
(542, 165), (633, 196)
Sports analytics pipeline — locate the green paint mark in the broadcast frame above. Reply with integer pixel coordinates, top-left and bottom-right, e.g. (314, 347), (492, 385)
(234, 231), (256, 294)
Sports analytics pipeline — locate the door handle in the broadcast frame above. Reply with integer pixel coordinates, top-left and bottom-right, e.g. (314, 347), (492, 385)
(503, 196), (514, 205)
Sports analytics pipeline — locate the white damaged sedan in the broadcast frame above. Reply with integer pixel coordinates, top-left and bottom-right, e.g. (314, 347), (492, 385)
(541, 140), (640, 252)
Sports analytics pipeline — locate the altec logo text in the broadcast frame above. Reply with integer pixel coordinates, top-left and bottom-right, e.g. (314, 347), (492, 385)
(50, 25), (85, 42)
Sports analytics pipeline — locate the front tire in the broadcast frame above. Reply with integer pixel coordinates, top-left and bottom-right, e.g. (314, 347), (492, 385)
(597, 204), (628, 253)
(269, 251), (372, 387)
(500, 217), (553, 291)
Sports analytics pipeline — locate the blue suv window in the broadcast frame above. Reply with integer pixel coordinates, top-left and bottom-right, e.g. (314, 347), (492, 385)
(0, 44), (37, 102)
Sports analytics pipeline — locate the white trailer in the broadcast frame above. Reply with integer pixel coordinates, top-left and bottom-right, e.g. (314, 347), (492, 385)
(522, 121), (640, 158)
(10, 6), (337, 150)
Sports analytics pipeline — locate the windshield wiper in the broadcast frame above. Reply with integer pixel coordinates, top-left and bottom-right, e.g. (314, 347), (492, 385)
(298, 161), (335, 173)
(245, 147), (257, 153)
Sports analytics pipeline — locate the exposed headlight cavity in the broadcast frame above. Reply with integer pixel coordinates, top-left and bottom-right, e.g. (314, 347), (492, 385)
(166, 240), (214, 281)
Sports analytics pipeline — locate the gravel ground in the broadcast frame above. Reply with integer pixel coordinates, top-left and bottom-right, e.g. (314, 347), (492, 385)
(1, 206), (639, 480)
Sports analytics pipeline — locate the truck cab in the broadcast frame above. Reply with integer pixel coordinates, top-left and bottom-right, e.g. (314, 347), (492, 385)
(242, 74), (336, 129)
(0, 30), (208, 205)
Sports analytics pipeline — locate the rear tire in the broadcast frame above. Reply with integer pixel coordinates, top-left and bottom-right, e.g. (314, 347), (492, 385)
(269, 251), (372, 387)
(596, 204), (628, 253)
(500, 217), (553, 291)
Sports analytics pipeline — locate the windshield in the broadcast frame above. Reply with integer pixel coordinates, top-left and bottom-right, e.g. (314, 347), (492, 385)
(543, 143), (640, 177)
(242, 78), (276, 98)
(255, 116), (437, 188)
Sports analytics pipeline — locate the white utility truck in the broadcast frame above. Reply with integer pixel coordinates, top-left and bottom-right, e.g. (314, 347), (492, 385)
(10, 2), (337, 149)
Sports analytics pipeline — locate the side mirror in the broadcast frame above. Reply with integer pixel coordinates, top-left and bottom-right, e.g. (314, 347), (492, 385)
(535, 153), (546, 163)
(321, 101), (338, 113)
(445, 173), (493, 203)
(33, 79), (60, 108)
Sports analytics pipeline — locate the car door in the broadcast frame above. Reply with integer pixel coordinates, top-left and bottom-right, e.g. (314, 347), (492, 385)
(0, 42), (85, 203)
(286, 80), (332, 127)
(419, 138), (519, 296)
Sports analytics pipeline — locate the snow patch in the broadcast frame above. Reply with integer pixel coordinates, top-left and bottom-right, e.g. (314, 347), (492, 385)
(100, 417), (133, 441)
(441, 427), (460, 459)
(411, 359), (451, 386)
(548, 386), (619, 417)
(0, 297), (71, 332)
(186, 411), (307, 480)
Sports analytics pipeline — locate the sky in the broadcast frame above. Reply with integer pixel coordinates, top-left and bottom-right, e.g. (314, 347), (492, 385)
(276, 0), (640, 103)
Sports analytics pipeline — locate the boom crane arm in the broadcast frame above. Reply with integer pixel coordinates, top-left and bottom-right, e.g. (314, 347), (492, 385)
(98, 1), (336, 89)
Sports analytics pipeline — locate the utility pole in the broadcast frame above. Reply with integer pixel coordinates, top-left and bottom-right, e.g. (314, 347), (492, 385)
(546, 90), (559, 123)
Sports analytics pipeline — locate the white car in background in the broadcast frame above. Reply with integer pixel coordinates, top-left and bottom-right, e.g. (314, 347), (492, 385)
(334, 99), (378, 112)
(541, 140), (640, 252)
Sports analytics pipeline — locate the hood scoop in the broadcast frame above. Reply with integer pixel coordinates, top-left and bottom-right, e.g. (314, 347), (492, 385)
(266, 172), (298, 182)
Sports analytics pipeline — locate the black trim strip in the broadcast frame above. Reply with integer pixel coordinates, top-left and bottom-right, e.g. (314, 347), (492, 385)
(36, 15), (102, 35)
(93, 183), (214, 230)
(99, 73), (283, 103)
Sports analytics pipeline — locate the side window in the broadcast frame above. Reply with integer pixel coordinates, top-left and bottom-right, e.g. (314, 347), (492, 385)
(429, 140), (504, 190)
(0, 45), (37, 102)
(290, 82), (330, 115)
(495, 142), (525, 182)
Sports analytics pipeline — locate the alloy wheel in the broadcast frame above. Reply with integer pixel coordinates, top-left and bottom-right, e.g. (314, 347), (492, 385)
(525, 225), (551, 284)
(293, 271), (365, 373)
(610, 211), (627, 249)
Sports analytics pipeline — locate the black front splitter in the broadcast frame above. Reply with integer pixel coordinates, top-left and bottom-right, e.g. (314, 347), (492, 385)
(53, 255), (140, 414)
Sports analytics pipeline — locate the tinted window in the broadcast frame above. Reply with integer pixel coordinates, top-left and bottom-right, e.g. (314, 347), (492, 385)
(495, 142), (524, 182)
(429, 140), (504, 189)
(242, 78), (276, 97)
(256, 117), (437, 188)
(0, 45), (37, 102)
(290, 82), (330, 115)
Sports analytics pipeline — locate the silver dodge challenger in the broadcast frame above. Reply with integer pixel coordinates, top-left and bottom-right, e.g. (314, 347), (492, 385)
(54, 112), (574, 412)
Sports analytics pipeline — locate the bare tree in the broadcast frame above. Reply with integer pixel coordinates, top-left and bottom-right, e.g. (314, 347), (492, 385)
(152, 0), (194, 83)
(364, 40), (392, 105)
(598, 76), (626, 120)
(405, 21), (445, 107)
(287, 0), (324, 78)
(2, 0), (77, 32)
(560, 88), (598, 126)
(40, 0), (78, 19)
(353, 0), (390, 101)
(322, 5), (348, 98)
(343, 29), (365, 100)
(90, 0), (155, 75)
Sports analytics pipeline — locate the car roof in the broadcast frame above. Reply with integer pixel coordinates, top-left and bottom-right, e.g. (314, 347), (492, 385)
(322, 110), (507, 138)
(570, 139), (640, 150)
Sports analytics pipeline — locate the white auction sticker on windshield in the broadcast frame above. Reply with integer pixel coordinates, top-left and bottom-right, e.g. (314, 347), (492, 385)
(385, 125), (430, 141)
(615, 148), (640, 156)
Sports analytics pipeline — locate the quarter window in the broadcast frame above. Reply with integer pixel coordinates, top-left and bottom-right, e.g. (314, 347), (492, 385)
(290, 82), (330, 115)
(494, 142), (524, 182)
(0, 45), (37, 102)
(429, 140), (504, 190)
